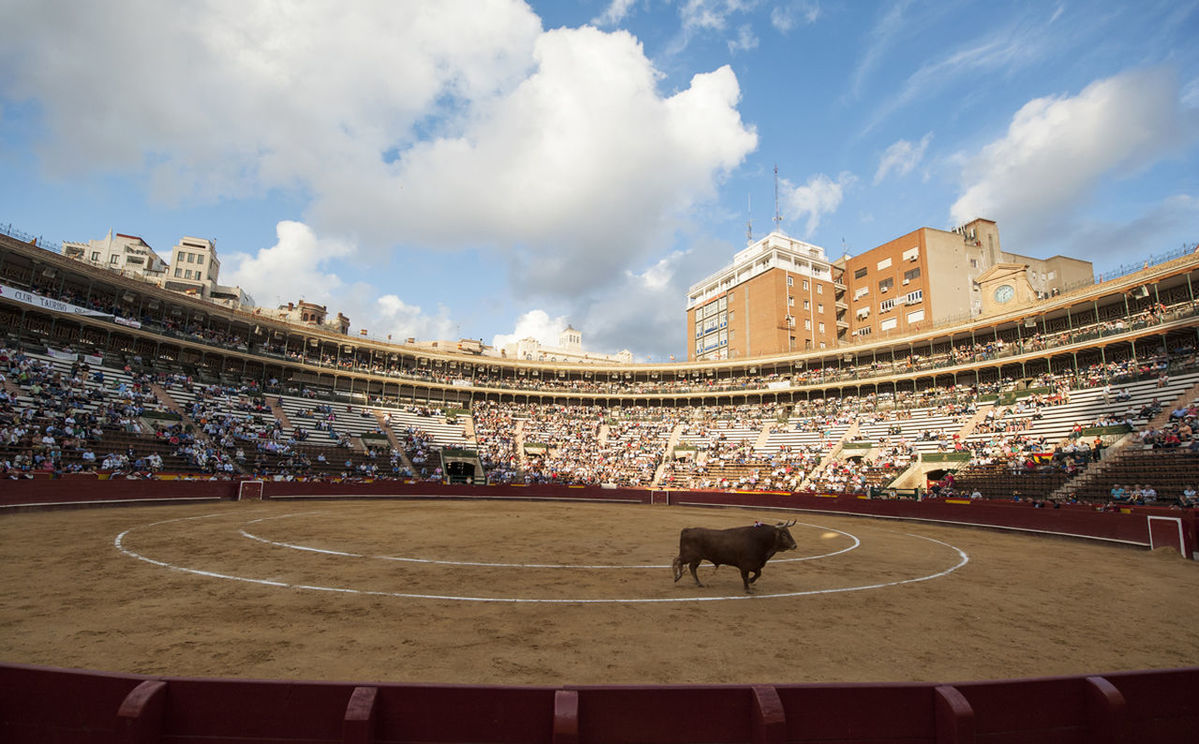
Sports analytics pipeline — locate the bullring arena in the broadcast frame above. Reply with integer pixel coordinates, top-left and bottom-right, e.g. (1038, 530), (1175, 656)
(2, 481), (1198, 742)
(2, 229), (1199, 741)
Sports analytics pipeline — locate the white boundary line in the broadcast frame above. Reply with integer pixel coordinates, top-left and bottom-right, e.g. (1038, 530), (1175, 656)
(113, 512), (969, 603)
(236, 513), (862, 568)
(672, 501), (1151, 548)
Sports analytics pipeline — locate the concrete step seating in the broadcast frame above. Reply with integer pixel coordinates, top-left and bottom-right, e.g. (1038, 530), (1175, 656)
(854, 407), (973, 454)
(276, 395), (383, 444)
(966, 372), (1199, 446)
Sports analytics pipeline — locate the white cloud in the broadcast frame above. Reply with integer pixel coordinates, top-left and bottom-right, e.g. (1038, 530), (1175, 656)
(375, 295), (457, 343)
(0, 0), (543, 197)
(492, 309), (571, 350)
(845, 0), (911, 103)
(728, 24), (759, 54)
(1183, 77), (1199, 109)
(593, 0), (638, 27)
(222, 221), (353, 307)
(359, 27), (756, 296)
(0, 2), (757, 308)
(950, 68), (1199, 235)
(770, 2), (821, 33)
(781, 172), (857, 236)
(874, 133), (932, 184)
(627, 250), (686, 291)
(859, 7), (1056, 136)
(223, 220), (458, 342)
(679, 0), (734, 32)
(1058, 194), (1199, 273)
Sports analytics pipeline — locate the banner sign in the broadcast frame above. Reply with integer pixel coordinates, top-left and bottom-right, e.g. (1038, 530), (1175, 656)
(0, 283), (110, 318)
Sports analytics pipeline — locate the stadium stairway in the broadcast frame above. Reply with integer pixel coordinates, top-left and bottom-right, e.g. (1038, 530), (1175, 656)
(269, 397), (292, 429)
(148, 381), (185, 417)
(953, 403), (995, 441)
(370, 410), (404, 452)
(800, 420), (859, 491)
(649, 423), (686, 488)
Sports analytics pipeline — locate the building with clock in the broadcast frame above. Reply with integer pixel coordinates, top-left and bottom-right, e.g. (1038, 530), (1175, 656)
(686, 217), (1094, 360)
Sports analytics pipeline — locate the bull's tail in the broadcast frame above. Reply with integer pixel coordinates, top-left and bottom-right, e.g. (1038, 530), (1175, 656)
(671, 556), (683, 582)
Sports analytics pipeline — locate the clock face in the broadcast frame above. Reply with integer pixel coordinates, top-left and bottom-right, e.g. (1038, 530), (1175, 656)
(993, 284), (1015, 304)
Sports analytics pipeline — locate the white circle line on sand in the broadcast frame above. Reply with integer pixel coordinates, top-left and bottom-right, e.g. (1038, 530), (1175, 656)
(115, 513), (968, 603)
(236, 512), (861, 568)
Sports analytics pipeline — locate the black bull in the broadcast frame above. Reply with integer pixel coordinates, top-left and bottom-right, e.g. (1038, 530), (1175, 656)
(672, 521), (798, 592)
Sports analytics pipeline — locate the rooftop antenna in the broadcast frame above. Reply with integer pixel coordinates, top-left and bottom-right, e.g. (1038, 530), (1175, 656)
(746, 194), (753, 245)
(773, 164), (782, 233)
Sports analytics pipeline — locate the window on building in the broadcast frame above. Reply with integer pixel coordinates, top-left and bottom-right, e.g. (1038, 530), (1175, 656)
(876, 257), (892, 270)
(817, 303), (824, 313)
(902, 246), (919, 262)
(816, 284), (823, 294)
(907, 309), (925, 323)
(90, 251), (101, 261)
(802, 280), (809, 291)
(881, 317), (897, 331)
(787, 296), (794, 307)
(856, 307), (870, 320)
(819, 341), (827, 349)
(109, 255), (119, 264)
(185, 269), (193, 279)
(880, 298), (896, 312)
(902, 289), (923, 305)
(196, 256), (204, 266)
(878, 277), (894, 293)
(855, 326), (872, 336)
(903, 267), (921, 283)
(853, 267), (868, 280)
(174, 267), (182, 277)
(854, 286), (869, 300)
(818, 321), (825, 333)
(803, 318), (811, 330)
(786, 276), (793, 286)
(803, 299), (810, 310)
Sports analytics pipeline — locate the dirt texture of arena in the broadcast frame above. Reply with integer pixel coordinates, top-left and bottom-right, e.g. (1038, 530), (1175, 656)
(2, 499), (1197, 686)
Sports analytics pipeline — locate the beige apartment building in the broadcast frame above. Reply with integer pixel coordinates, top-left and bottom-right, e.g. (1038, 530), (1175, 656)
(842, 219), (1093, 340)
(687, 218), (1093, 359)
(63, 231), (170, 283)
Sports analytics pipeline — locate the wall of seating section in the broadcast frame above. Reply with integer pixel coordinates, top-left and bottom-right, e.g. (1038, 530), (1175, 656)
(1, 660), (1196, 742)
(1, 479), (1194, 555)
(2, 482), (1197, 743)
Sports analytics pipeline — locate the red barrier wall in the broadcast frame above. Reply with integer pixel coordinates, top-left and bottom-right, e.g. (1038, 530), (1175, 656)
(1, 662), (1195, 743)
(2, 477), (1195, 555)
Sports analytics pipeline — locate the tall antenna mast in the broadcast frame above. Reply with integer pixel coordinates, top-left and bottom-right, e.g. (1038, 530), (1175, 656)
(773, 164), (782, 232)
(746, 194), (753, 245)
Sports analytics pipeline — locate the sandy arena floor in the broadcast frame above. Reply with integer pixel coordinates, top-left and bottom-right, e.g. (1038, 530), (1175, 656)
(1, 498), (1197, 686)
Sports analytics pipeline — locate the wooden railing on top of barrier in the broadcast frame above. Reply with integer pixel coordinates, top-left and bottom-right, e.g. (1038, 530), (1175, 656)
(0, 662), (1196, 743)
